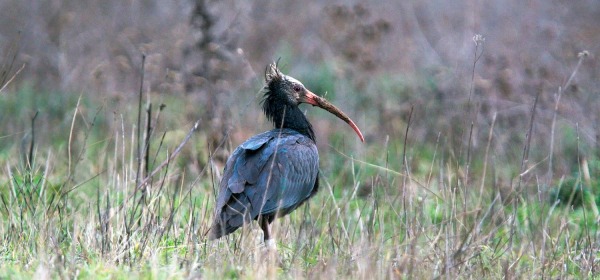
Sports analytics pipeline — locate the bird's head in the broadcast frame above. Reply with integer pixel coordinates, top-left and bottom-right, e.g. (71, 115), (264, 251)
(263, 62), (365, 142)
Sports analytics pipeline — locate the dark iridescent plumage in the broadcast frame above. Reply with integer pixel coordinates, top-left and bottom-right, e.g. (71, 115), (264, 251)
(209, 62), (363, 242)
(209, 129), (319, 239)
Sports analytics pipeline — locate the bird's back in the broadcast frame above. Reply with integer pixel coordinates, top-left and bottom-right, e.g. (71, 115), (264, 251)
(209, 128), (319, 239)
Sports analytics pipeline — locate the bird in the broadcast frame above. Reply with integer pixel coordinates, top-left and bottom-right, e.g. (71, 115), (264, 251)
(208, 62), (364, 246)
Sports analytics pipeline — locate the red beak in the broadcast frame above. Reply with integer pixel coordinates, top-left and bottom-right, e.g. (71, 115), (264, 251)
(301, 90), (365, 142)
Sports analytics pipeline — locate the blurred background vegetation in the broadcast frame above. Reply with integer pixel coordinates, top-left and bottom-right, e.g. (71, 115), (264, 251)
(1, 0), (600, 278)
(1, 0), (598, 171)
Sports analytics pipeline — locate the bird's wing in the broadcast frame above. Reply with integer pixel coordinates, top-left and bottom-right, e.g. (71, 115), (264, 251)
(209, 130), (319, 239)
(213, 131), (274, 218)
(249, 134), (319, 216)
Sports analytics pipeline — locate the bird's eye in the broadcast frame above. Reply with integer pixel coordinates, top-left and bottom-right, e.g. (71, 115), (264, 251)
(293, 84), (302, 92)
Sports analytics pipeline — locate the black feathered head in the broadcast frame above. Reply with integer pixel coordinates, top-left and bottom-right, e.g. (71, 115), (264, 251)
(260, 61), (365, 142)
(263, 62), (308, 107)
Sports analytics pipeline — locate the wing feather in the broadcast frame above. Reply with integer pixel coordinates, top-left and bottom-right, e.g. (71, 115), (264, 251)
(209, 129), (319, 239)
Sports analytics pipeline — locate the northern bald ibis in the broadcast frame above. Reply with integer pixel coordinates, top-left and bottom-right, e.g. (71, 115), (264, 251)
(208, 62), (364, 245)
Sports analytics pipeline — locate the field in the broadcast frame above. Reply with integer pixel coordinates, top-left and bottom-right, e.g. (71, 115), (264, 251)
(1, 1), (600, 279)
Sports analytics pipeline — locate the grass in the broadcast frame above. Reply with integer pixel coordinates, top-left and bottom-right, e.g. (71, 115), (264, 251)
(1, 54), (599, 279)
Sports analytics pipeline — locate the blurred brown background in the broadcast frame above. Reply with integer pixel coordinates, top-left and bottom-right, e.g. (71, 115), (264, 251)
(1, 0), (599, 176)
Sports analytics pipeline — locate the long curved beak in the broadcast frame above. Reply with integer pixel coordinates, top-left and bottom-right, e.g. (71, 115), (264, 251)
(300, 90), (365, 142)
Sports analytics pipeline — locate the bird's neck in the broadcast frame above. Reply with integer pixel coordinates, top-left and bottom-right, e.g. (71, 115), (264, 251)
(264, 102), (316, 141)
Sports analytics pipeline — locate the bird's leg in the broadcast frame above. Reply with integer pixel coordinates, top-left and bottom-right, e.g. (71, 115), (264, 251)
(257, 217), (280, 269)
(260, 217), (276, 249)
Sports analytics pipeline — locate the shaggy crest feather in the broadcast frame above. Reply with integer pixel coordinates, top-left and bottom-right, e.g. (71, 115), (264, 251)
(264, 61), (283, 85)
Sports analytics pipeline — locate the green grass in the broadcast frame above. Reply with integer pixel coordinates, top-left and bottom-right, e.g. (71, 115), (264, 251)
(1, 80), (599, 279)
